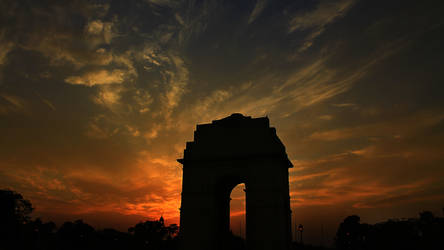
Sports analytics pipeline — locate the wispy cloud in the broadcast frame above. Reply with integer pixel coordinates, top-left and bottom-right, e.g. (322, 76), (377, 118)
(65, 69), (126, 86)
(85, 20), (114, 44)
(332, 103), (356, 108)
(36, 92), (56, 111)
(289, 0), (355, 51)
(308, 112), (444, 142)
(0, 36), (14, 65)
(290, 110), (444, 210)
(163, 55), (189, 114)
(0, 93), (27, 115)
(248, 0), (268, 24)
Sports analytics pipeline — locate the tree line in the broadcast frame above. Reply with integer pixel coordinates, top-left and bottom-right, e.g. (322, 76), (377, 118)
(0, 189), (180, 250)
(2, 189), (443, 250)
(334, 211), (444, 250)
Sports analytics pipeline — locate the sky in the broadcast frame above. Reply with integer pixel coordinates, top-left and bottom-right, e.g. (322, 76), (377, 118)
(1, 0), (444, 245)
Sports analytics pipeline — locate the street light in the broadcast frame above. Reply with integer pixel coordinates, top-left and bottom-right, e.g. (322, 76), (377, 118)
(297, 224), (304, 244)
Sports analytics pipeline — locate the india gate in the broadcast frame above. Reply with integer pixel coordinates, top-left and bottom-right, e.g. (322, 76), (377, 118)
(178, 113), (293, 250)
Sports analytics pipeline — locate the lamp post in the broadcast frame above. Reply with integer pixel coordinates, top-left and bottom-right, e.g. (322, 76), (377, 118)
(297, 224), (304, 244)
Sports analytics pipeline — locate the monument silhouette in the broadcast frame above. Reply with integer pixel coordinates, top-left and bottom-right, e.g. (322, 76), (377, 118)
(178, 113), (293, 250)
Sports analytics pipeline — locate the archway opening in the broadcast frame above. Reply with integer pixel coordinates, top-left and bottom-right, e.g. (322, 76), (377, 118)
(230, 183), (246, 239)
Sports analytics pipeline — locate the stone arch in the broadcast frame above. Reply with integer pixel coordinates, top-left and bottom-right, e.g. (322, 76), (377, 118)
(178, 114), (292, 250)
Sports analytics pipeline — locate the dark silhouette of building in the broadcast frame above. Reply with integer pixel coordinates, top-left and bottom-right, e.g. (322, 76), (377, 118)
(178, 114), (293, 250)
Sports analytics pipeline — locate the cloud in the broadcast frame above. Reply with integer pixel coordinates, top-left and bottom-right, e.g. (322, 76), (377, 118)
(35, 92), (56, 111)
(220, 56), (352, 117)
(248, 0), (268, 24)
(170, 45), (380, 126)
(319, 115), (333, 120)
(0, 30), (14, 79)
(160, 55), (189, 122)
(174, 1), (219, 46)
(289, 0), (355, 31)
(145, 0), (180, 8)
(332, 103), (356, 108)
(0, 40), (14, 65)
(43, 99), (56, 111)
(290, 154), (441, 209)
(0, 93), (27, 115)
(87, 20), (106, 35)
(289, 0), (355, 51)
(65, 69), (126, 86)
(0, 149), (182, 224)
(193, 89), (232, 115)
(173, 82), (253, 132)
(133, 89), (153, 114)
(126, 125), (141, 137)
(141, 46), (172, 68)
(289, 110), (444, 210)
(182, 50), (365, 120)
(351, 187), (444, 209)
(144, 125), (160, 140)
(85, 19), (115, 45)
(308, 112), (444, 142)
(86, 120), (119, 139)
(92, 85), (125, 114)
(309, 128), (355, 141)
(0, 1), (115, 67)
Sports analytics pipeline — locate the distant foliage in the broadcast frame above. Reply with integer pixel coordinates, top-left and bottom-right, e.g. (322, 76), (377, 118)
(0, 189), (35, 249)
(335, 215), (370, 250)
(0, 189), (179, 250)
(0, 189), (33, 223)
(4, 189), (442, 250)
(128, 219), (179, 249)
(335, 212), (444, 250)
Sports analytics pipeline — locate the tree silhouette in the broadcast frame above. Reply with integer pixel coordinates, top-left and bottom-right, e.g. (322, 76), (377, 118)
(335, 211), (444, 250)
(166, 223), (179, 239)
(0, 189), (34, 249)
(57, 220), (96, 249)
(0, 189), (33, 223)
(128, 218), (179, 250)
(335, 215), (369, 250)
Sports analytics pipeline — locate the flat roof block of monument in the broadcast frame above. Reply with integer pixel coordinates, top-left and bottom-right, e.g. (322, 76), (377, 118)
(211, 113), (268, 128)
(180, 114), (291, 166)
